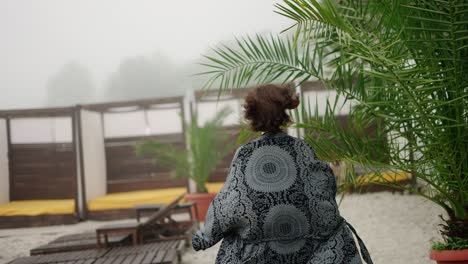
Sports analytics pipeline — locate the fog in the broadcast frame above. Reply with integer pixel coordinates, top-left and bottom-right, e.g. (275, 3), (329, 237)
(1, 0), (291, 109)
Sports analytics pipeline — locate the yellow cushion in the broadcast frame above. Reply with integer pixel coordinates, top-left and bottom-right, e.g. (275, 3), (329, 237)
(88, 187), (187, 211)
(88, 183), (227, 211)
(0, 200), (75, 216)
(356, 171), (410, 186)
(206, 182), (225, 193)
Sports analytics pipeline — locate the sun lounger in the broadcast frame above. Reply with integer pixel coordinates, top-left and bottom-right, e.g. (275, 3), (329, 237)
(135, 202), (199, 226)
(0, 200), (79, 229)
(30, 232), (127, 255)
(135, 203), (165, 222)
(13, 241), (182, 264)
(350, 171), (411, 193)
(30, 193), (196, 256)
(96, 193), (196, 248)
(87, 187), (187, 221)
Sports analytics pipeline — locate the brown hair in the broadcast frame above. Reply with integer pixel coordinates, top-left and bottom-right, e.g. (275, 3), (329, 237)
(243, 84), (300, 132)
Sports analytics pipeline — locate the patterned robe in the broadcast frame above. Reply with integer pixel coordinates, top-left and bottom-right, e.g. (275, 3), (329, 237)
(192, 131), (373, 264)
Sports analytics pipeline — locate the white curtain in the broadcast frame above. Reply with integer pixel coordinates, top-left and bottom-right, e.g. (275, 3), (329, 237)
(197, 99), (242, 126)
(10, 117), (72, 143)
(81, 109), (107, 200)
(0, 119), (9, 203)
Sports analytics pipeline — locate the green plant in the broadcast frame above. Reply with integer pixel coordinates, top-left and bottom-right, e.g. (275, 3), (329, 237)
(136, 108), (236, 193)
(199, 0), (467, 247)
(432, 237), (468, 251)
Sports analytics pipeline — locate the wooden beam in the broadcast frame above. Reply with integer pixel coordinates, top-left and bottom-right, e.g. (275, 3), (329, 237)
(0, 106), (75, 118)
(81, 96), (184, 112)
(195, 87), (251, 102)
(301, 81), (326, 92)
(195, 82), (308, 102)
(104, 133), (184, 145)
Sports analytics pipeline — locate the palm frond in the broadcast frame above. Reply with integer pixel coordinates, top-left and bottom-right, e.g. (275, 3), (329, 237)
(199, 34), (325, 92)
(198, 0), (468, 229)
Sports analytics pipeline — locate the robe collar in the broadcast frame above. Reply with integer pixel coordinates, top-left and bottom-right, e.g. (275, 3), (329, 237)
(261, 130), (288, 138)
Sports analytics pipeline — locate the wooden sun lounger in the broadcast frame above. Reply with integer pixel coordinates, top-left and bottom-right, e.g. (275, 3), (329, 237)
(349, 172), (412, 193)
(30, 232), (127, 255)
(135, 202), (199, 225)
(30, 194), (196, 256)
(11, 241), (182, 264)
(0, 214), (79, 229)
(96, 193), (195, 248)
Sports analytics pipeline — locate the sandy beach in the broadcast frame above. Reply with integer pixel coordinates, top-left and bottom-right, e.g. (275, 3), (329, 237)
(0, 192), (444, 264)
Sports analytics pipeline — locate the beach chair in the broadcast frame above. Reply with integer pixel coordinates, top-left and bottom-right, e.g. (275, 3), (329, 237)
(14, 241), (182, 264)
(30, 193), (196, 255)
(30, 232), (127, 255)
(135, 201), (199, 225)
(349, 171), (411, 193)
(95, 193), (196, 248)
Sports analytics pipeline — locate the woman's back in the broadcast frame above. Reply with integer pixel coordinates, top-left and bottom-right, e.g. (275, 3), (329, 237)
(193, 132), (368, 263)
(192, 84), (372, 264)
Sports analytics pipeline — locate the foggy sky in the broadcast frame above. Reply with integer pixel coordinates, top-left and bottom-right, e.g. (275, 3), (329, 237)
(1, 0), (291, 109)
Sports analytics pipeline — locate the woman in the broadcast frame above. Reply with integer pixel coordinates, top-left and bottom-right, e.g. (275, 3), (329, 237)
(192, 84), (373, 264)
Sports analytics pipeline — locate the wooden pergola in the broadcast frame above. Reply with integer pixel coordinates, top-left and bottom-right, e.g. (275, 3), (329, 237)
(0, 106), (81, 228)
(80, 96), (188, 220)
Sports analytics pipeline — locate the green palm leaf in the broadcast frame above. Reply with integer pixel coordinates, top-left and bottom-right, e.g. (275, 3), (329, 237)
(199, 34), (325, 92)
(199, 0), (468, 242)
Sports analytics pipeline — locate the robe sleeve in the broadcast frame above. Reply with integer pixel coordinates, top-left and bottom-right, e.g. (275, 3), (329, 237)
(192, 146), (243, 251)
(303, 139), (337, 197)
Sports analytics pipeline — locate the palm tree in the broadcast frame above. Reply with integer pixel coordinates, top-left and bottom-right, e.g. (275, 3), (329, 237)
(199, 0), (467, 248)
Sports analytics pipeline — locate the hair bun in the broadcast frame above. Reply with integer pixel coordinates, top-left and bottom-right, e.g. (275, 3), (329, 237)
(243, 84), (300, 132)
(282, 87), (300, 110)
(284, 94), (300, 109)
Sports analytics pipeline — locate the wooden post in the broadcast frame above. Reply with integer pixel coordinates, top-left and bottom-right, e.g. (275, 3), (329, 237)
(179, 98), (190, 194)
(6, 117), (12, 202)
(71, 110), (80, 219)
(75, 105), (88, 220)
(188, 102), (198, 194)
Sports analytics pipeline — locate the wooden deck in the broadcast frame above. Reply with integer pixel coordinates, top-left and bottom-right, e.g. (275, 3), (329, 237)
(30, 232), (127, 256)
(0, 214), (79, 229)
(11, 241), (182, 264)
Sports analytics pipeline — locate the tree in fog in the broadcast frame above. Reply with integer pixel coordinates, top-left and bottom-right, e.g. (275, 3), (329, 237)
(105, 54), (186, 101)
(46, 61), (95, 106)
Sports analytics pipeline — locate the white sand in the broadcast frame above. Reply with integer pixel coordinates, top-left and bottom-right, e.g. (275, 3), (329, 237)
(0, 192), (445, 264)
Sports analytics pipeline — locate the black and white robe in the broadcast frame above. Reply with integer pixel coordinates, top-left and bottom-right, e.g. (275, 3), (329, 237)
(192, 131), (373, 264)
